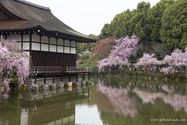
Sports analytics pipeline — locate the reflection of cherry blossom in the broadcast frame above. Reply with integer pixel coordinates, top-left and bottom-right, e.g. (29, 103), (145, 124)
(162, 85), (175, 94)
(97, 79), (138, 117)
(133, 88), (187, 112)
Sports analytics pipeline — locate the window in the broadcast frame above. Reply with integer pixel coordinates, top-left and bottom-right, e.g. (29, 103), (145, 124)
(57, 46), (63, 53)
(50, 45), (56, 52)
(23, 42), (30, 50)
(41, 44), (48, 51)
(64, 47), (70, 53)
(71, 48), (76, 54)
(32, 43), (40, 50)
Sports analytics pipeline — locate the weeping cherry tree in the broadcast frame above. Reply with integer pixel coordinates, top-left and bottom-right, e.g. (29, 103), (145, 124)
(97, 35), (141, 73)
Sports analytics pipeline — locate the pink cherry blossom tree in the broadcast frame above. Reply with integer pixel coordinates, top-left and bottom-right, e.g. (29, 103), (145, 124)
(136, 53), (160, 66)
(97, 35), (141, 72)
(0, 40), (29, 92)
(162, 47), (187, 74)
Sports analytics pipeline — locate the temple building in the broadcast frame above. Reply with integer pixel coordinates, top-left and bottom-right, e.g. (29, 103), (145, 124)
(0, 0), (97, 70)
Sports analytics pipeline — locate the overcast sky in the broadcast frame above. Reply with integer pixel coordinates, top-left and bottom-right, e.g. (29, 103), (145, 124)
(27, 0), (161, 36)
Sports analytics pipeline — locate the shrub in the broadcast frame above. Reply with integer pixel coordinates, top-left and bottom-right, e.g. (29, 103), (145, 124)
(155, 73), (162, 78)
(111, 69), (120, 74)
(150, 73), (155, 78)
(80, 55), (89, 59)
(9, 74), (18, 91)
(174, 72), (180, 77)
(177, 73), (184, 79)
(19, 84), (27, 93)
(165, 73), (173, 79)
(127, 71), (134, 76)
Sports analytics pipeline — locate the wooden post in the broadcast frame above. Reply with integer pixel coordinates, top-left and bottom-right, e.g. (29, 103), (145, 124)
(88, 87), (90, 97)
(35, 74), (37, 84)
(61, 73), (63, 81)
(83, 73), (85, 81)
(76, 73), (78, 82)
(44, 74), (46, 85)
(69, 74), (71, 82)
(53, 74), (55, 84)
(88, 73), (90, 80)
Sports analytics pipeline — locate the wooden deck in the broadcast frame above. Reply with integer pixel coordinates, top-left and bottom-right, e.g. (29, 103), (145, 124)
(30, 66), (91, 75)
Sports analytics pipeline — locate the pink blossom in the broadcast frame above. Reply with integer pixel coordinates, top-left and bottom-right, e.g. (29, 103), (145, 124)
(0, 40), (29, 92)
(97, 35), (141, 72)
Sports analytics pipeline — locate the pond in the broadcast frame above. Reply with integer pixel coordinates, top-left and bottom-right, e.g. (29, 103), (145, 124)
(0, 76), (187, 125)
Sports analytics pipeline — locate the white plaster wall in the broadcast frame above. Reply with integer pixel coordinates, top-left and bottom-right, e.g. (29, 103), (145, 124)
(32, 34), (40, 42)
(64, 40), (70, 46)
(58, 39), (63, 45)
(7, 34), (21, 41)
(71, 41), (76, 47)
(41, 36), (48, 43)
(50, 37), (56, 44)
(23, 34), (29, 41)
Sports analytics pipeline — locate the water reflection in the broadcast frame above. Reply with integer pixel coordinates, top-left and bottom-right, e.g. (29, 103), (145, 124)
(133, 87), (187, 112)
(97, 79), (138, 118)
(0, 86), (90, 125)
(0, 77), (187, 125)
(95, 78), (187, 125)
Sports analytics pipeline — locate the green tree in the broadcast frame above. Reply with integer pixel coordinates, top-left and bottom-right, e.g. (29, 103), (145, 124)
(160, 0), (187, 49)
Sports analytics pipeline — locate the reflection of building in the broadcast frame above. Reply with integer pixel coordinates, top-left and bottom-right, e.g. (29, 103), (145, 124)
(20, 87), (90, 125)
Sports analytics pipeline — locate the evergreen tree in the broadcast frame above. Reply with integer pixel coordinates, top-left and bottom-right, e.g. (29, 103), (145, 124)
(160, 0), (187, 49)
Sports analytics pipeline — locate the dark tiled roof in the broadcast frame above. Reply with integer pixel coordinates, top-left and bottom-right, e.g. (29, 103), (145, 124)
(0, 0), (97, 42)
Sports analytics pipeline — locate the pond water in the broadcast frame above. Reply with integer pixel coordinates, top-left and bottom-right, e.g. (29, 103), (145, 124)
(0, 76), (187, 125)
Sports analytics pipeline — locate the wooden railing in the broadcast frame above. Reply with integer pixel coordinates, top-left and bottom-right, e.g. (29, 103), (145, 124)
(66, 66), (91, 73)
(30, 66), (91, 74)
(30, 66), (65, 74)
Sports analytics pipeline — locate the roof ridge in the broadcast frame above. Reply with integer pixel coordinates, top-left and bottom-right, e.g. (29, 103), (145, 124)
(14, 0), (51, 11)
